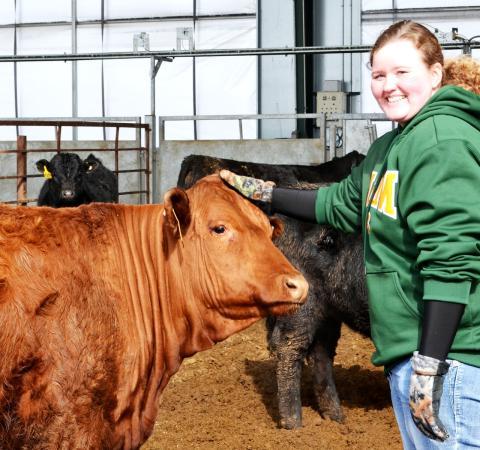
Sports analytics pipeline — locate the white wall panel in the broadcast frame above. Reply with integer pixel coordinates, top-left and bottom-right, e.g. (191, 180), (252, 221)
(17, 25), (70, 54)
(260, 0), (295, 138)
(77, 24), (103, 52)
(77, 60), (103, 117)
(0, 27), (16, 138)
(362, 18), (480, 45)
(0, 64), (16, 119)
(104, 0), (193, 20)
(363, 0), (480, 9)
(101, 59), (149, 140)
(195, 56), (256, 139)
(362, 0), (392, 10)
(77, 0), (101, 22)
(0, 1), (15, 25)
(157, 57), (194, 140)
(0, 28), (14, 54)
(196, 17), (255, 49)
(197, 0), (256, 15)
(16, 61), (72, 139)
(396, 0), (480, 7)
(195, 18), (256, 139)
(16, 0), (70, 23)
(76, 61), (104, 140)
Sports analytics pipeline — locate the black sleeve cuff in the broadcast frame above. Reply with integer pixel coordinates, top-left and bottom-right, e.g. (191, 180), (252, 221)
(420, 300), (465, 361)
(271, 188), (318, 222)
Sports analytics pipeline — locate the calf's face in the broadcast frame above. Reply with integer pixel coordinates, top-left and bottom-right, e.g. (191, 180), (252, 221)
(163, 175), (308, 320)
(36, 153), (85, 202)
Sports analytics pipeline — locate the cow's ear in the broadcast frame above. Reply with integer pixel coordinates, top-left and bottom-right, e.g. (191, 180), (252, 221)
(36, 160), (53, 179)
(163, 188), (191, 239)
(84, 154), (99, 172)
(269, 216), (284, 239)
(36, 159), (49, 173)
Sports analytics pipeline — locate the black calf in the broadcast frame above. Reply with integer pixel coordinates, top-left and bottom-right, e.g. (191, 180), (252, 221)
(177, 152), (369, 428)
(36, 153), (118, 207)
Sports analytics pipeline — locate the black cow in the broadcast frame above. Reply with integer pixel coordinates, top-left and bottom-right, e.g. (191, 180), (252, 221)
(36, 153), (118, 207)
(267, 212), (367, 428)
(177, 152), (369, 429)
(178, 151), (365, 188)
(82, 154), (119, 203)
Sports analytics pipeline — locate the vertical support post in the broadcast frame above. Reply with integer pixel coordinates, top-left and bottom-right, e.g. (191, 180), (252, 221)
(318, 113), (326, 163)
(150, 56), (157, 151)
(71, 0), (78, 140)
(56, 126), (62, 153)
(152, 117), (164, 204)
(329, 122), (336, 161)
(145, 126), (150, 204)
(114, 126), (119, 176)
(16, 135), (27, 206)
(135, 119), (145, 205)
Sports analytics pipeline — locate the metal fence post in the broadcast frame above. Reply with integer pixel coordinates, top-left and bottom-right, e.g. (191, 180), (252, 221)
(16, 135), (27, 205)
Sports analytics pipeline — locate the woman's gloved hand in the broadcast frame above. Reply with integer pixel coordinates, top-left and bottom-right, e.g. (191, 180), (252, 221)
(219, 169), (276, 203)
(409, 351), (450, 441)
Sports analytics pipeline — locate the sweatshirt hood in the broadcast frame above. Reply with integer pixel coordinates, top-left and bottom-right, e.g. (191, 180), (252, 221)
(402, 85), (480, 135)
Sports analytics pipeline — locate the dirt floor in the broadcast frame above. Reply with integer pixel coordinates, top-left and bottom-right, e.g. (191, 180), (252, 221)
(142, 322), (403, 450)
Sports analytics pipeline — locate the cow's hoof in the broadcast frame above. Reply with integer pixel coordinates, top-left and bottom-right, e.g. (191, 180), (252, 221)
(279, 416), (302, 429)
(320, 408), (345, 423)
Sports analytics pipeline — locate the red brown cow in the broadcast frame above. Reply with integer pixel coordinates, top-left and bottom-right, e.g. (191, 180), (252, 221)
(0, 175), (307, 450)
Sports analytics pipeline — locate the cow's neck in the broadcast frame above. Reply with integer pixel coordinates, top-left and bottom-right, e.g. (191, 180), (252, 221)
(109, 205), (213, 445)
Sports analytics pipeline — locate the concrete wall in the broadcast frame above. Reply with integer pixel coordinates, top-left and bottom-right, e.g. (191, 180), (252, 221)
(156, 138), (325, 201)
(0, 141), (146, 205)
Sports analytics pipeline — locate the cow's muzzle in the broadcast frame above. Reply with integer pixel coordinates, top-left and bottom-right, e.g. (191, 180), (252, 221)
(282, 274), (308, 303)
(61, 189), (75, 199)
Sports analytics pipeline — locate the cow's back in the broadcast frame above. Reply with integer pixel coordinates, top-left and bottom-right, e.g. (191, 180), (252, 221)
(177, 152), (365, 189)
(0, 204), (123, 449)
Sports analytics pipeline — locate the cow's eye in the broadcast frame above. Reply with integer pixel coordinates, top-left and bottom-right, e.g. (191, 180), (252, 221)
(211, 225), (226, 235)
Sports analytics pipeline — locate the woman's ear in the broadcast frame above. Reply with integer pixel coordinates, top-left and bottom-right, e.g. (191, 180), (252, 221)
(431, 62), (444, 90)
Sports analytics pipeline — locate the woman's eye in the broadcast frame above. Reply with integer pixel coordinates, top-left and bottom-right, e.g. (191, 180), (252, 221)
(212, 225), (226, 234)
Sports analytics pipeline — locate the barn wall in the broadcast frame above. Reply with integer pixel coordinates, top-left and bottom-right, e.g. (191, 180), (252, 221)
(156, 138), (324, 200)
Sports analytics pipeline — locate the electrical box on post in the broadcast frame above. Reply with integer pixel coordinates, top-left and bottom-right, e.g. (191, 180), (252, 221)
(316, 91), (347, 114)
(316, 80), (347, 127)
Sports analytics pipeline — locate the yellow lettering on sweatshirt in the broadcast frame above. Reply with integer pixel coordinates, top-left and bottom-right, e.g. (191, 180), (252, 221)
(367, 170), (398, 219)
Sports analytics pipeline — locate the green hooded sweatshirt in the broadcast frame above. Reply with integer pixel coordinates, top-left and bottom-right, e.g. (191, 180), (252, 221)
(315, 85), (480, 368)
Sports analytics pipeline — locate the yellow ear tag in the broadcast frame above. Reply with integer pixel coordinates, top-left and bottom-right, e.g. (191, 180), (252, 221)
(43, 166), (53, 179)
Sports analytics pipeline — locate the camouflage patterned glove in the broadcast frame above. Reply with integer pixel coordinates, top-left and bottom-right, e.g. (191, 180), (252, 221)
(409, 351), (450, 441)
(219, 169), (276, 203)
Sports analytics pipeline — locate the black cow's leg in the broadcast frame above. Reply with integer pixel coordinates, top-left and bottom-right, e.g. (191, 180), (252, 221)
(309, 319), (344, 422)
(267, 315), (315, 429)
(276, 353), (304, 429)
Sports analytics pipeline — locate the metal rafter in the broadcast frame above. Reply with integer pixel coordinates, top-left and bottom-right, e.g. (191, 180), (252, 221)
(0, 42), (477, 63)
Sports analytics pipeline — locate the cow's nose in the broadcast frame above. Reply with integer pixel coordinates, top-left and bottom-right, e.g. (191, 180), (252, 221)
(284, 274), (308, 302)
(62, 189), (74, 199)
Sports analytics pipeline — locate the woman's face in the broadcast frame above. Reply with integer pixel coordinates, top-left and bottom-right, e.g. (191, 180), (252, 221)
(371, 39), (443, 125)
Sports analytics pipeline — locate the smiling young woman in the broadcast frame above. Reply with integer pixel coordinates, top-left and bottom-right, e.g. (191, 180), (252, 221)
(219, 20), (480, 450)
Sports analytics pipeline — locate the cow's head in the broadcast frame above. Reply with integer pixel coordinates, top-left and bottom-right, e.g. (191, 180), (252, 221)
(162, 175), (308, 340)
(36, 153), (85, 202)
